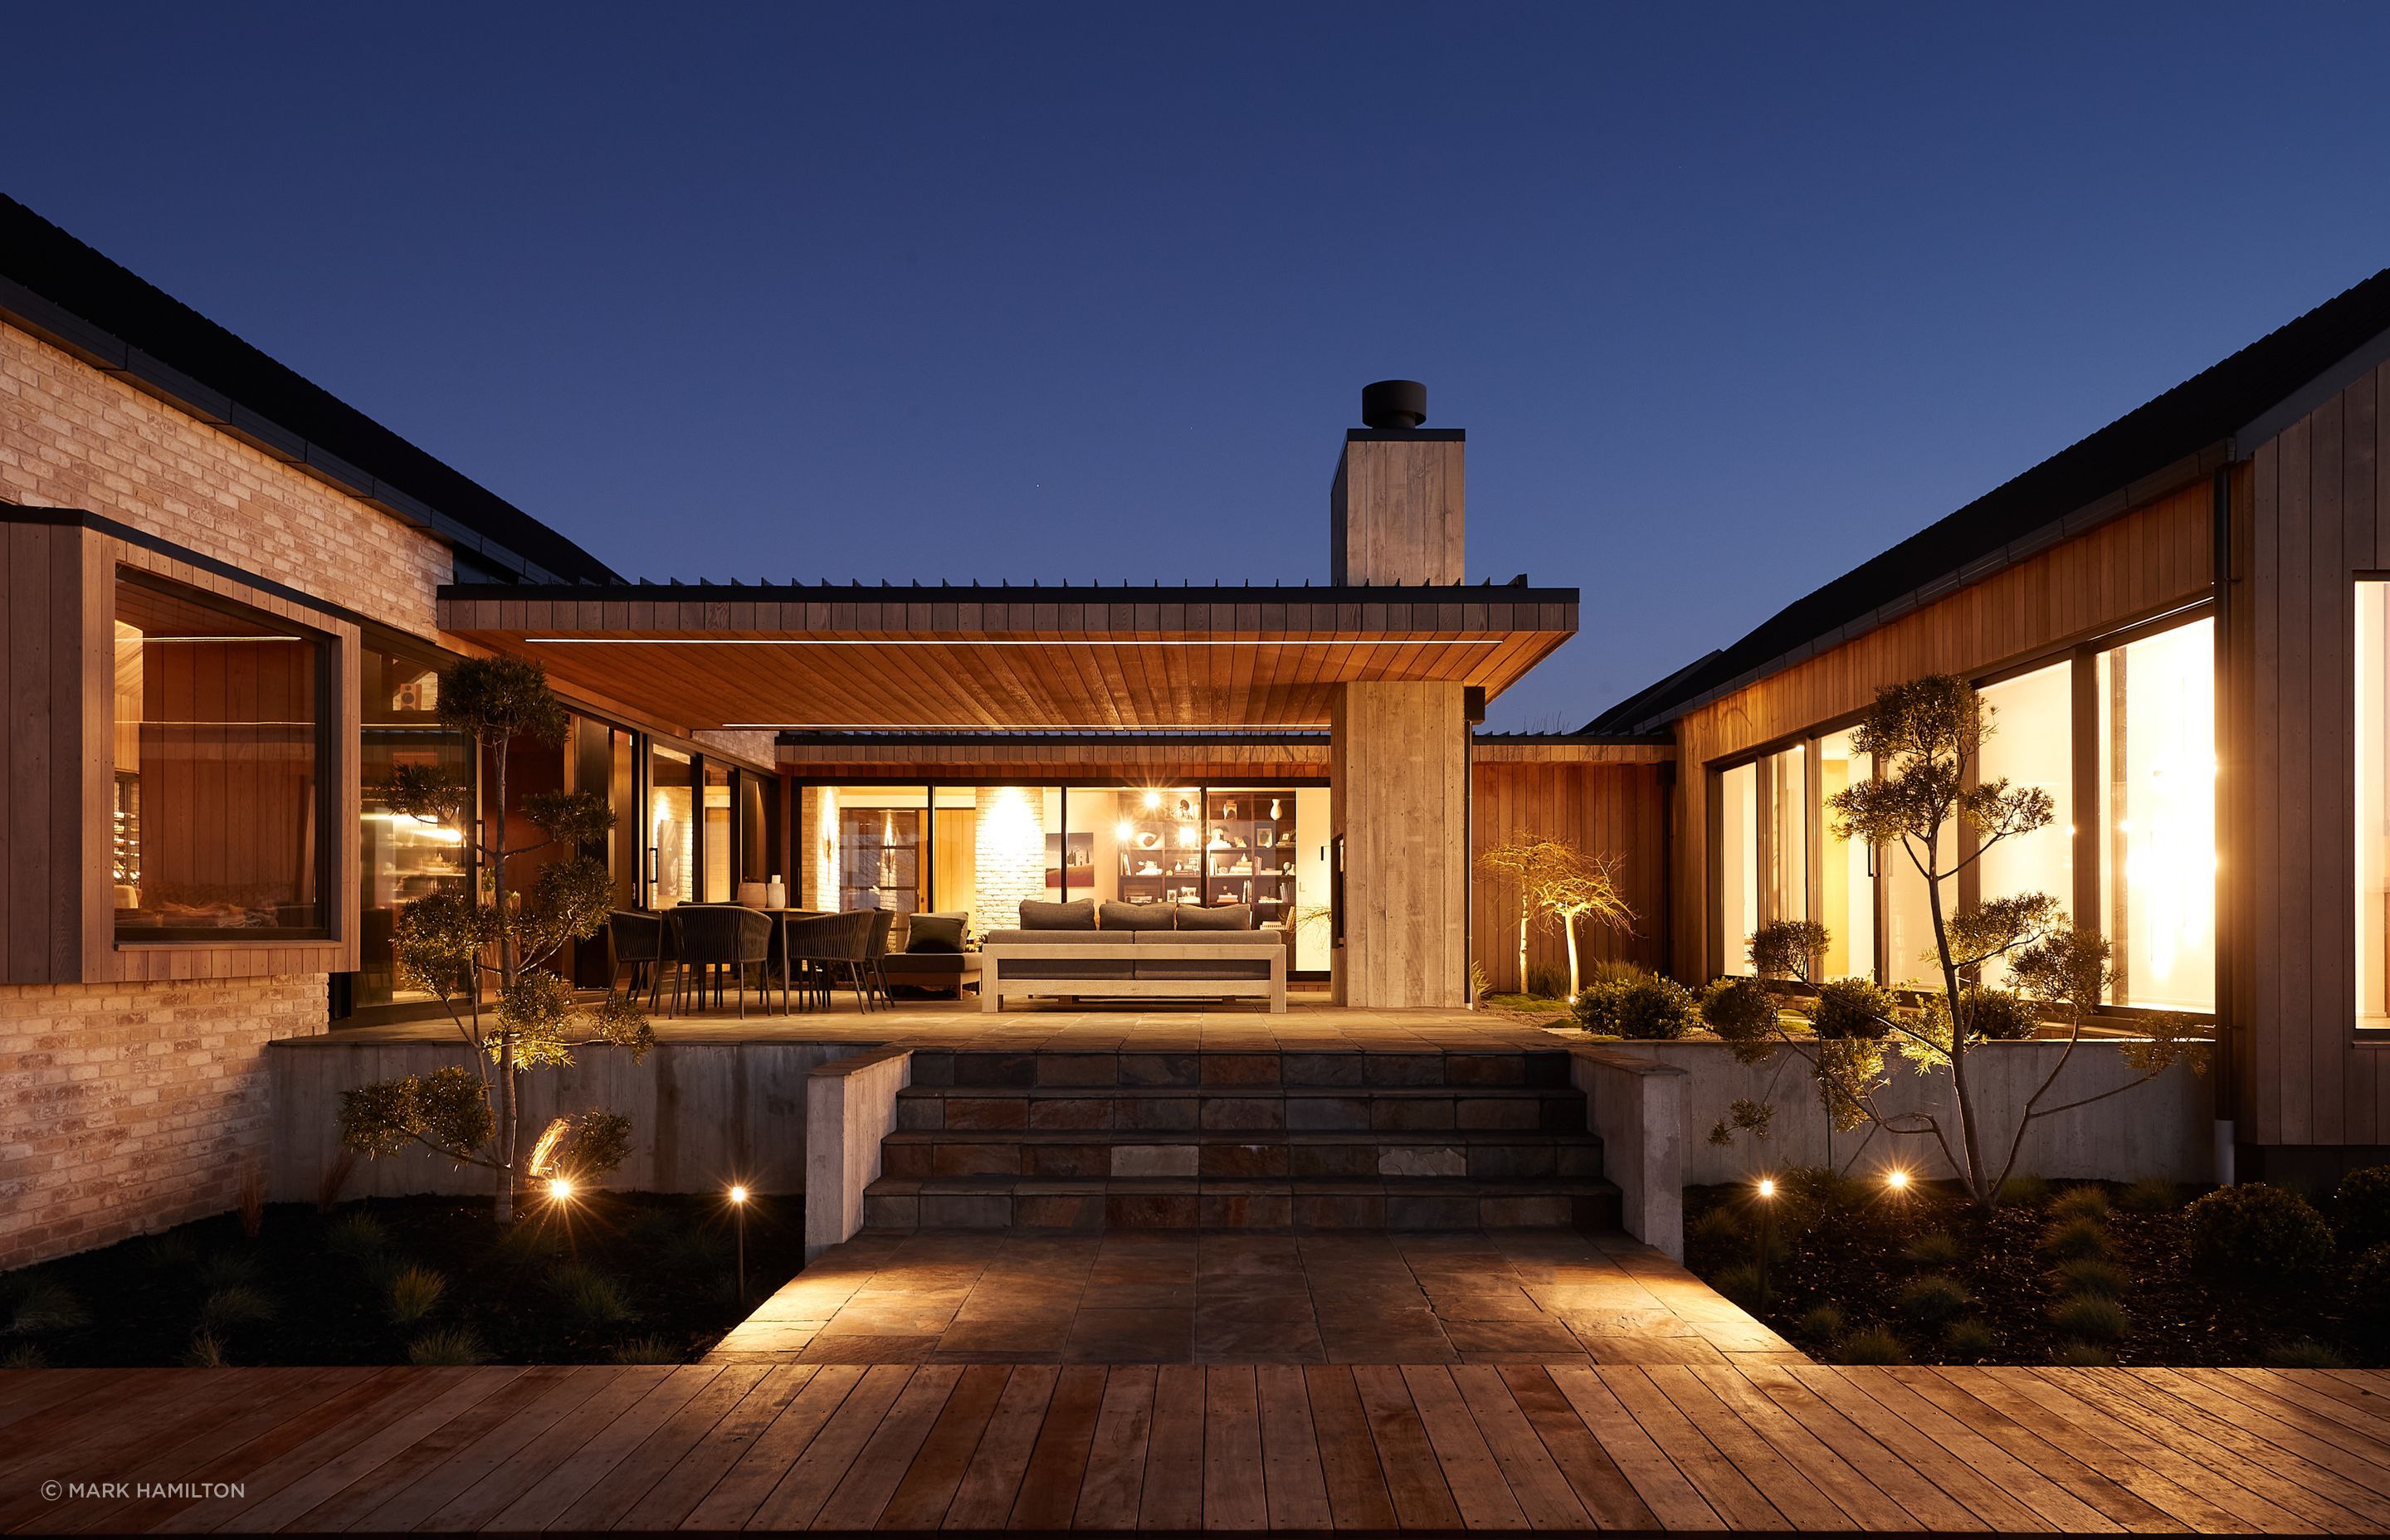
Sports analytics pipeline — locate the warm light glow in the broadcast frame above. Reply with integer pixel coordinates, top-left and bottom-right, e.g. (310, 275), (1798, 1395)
(1115, 821), (1135, 843)
(548, 1177), (574, 1202)
(729, 1184), (748, 1205)
(2102, 619), (2217, 1010)
(1143, 790), (1162, 811)
(1755, 1177), (1776, 1199)
(1883, 1168), (1910, 1192)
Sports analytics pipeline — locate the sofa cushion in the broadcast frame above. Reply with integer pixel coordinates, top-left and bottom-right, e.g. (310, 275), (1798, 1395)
(983, 928), (1135, 947)
(1175, 902), (1254, 930)
(1100, 899), (1175, 931)
(983, 928), (1134, 978)
(905, 912), (968, 953)
(881, 952), (979, 977)
(1018, 898), (1096, 930)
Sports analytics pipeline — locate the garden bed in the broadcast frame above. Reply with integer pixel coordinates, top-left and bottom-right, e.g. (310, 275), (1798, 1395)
(1683, 1172), (2388, 1368)
(0, 1190), (805, 1369)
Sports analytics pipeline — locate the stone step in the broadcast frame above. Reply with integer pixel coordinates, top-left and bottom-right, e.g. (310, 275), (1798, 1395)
(905, 1047), (1574, 1091)
(894, 1084), (1588, 1134)
(860, 1175), (1621, 1233)
(880, 1128), (1604, 1182)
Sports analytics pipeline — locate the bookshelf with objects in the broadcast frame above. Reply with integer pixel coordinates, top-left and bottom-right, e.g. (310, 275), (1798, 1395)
(1113, 787), (1206, 907)
(1202, 789), (1298, 923)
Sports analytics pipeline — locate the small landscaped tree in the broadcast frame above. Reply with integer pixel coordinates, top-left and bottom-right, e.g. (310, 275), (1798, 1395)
(1476, 832), (1635, 999)
(339, 658), (652, 1223)
(1706, 674), (2206, 1204)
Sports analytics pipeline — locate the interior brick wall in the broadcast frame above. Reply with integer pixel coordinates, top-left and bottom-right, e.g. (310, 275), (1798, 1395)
(1, 322), (458, 1266)
(0, 975), (326, 1270)
(0, 322), (451, 634)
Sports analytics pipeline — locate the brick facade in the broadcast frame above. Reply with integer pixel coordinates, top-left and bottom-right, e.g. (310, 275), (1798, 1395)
(1, 320), (459, 1268)
(0, 322), (451, 635)
(0, 976), (324, 1267)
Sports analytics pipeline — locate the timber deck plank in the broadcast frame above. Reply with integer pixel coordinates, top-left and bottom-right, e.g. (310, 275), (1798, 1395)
(5, 1363), (2389, 1532)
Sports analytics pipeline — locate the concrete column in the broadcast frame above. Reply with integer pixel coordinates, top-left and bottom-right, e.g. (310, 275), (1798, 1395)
(1328, 397), (1471, 1007)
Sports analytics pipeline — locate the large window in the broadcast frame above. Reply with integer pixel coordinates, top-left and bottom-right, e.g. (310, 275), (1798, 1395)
(2363, 586), (2390, 1028)
(2098, 619), (2214, 1011)
(357, 635), (470, 1006)
(1978, 661), (2075, 988)
(112, 573), (329, 941)
(649, 746), (695, 907)
(1817, 729), (1874, 979)
(701, 762), (733, 903)
(1710, 613), (2214, 1011)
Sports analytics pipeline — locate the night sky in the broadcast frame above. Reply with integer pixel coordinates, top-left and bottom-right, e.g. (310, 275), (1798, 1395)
(7, 4), (2390, 730)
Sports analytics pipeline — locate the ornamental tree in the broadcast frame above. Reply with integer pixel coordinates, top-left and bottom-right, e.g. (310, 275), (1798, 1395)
(1705, 674), (2206, 1204)
(339, 657), (652, 1222)
(1476, 833), (1635, 999)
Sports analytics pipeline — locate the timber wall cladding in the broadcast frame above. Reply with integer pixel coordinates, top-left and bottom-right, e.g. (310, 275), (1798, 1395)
(1330, 681), (1469, 1007)
(1470, 758), (1669, 992)
(0, 322), (451, 634)
(1666, 483), (2216, 987)
(2242, 362), (2390, 1148)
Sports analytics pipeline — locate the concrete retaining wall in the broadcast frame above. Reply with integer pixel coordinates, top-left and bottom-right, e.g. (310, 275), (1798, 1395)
(1636, 1039), (2215, 1187)
(266, 1038), (858, 1203)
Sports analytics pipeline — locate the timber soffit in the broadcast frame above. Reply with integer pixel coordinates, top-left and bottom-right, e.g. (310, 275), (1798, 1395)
(1587, 261), (2390, 734)
(0, 195), (620, 588)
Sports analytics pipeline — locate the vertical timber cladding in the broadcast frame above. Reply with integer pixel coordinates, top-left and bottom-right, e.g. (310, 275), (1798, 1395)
(1330, 682), (1469, 1006)
(1667, 482), (2215, 992)
(1327, 423), (1471, 1006)
(2242, 360), (2390, 1148)
(1469, 753), (1671, 992)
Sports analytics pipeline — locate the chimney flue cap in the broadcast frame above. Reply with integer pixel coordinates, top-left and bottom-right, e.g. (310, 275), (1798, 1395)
(1360, 379), (1427, 431)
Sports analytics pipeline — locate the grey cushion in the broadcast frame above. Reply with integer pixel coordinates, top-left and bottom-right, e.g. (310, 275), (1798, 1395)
(983, 928), (1135, 947)
(1136, 928), (1270, 947)
(882, 952), (979, 977)
(983, 926), (1132, 979)
(1018, 899), (1096, 930)
(1175, 902), (1254, 931)
(1100, 899), (1174, 931)
(906, 913), (967, 953)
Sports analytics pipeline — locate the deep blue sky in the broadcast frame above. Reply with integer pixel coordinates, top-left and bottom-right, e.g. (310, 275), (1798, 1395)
(8, 5), (2390, 730)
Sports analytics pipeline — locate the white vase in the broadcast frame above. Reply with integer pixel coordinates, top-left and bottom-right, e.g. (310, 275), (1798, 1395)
(765, 877), (788, 909)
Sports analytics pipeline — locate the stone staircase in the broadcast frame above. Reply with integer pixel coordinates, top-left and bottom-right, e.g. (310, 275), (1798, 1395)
(860, 1046), (1617, 1232)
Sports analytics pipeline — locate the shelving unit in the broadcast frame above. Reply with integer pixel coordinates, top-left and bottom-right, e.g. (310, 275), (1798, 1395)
(1202, 791), (1297, 920)
(1115, 791), (1206, 906)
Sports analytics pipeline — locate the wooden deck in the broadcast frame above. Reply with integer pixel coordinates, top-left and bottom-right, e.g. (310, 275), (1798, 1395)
(7, 1362), (2389, 1532)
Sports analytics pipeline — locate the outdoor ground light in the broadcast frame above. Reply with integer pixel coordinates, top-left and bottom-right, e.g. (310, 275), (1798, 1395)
(1753, 1176), (1777, 1306)
(729, 1184), (749, 1305)
(548, 1176), (574, 1203)
(1883, 1167), (1910, 1192)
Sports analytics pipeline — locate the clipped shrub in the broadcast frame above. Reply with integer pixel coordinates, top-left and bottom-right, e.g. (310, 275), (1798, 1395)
(2183, 1182), (2335, 1280)
(551, 1263), (636, 1326)
(1699, 976), (1779, 1039)
(2047, 1257), (2129, 1298)
(2039, 1217), (2114, 1261)
(1525, 962), (1571, 1001)
(181, 1329), (229, 1368)
(326, 1212), (390, 1261)
(2334, 1165), (2390, 1255)
(2047, 1293), (2129, 1342)
(0, 1343), (46, 1371)
(1902, 1231), (1963, 1267)
(407, 1327), (490, 1366)
(2116, 1177), (2179, 1214)
(606, 1335), (680, 1364)
(1809, 977), (1900, 1040)
(1997, 1174), (2051, 1208)
(1797, 1303), (1847, 1340)
(2351, 1244), (2390, 1316)
(386, 1265), (447, 1327)
(2050, 1185), (2111, 1221)
(1573, 969), (1697, 1040)
(200, 1286), (276, 1333)
(1897, 1274), (1973, 1323)
(1835, 1328), (1907, 1365)
(1960, 986), (2040, 1041)
(1944, 1318), (1998, 1360)
(5, 1275), (90, 1335)
(2053, 1342), (2117, 1366)
(2266, 1338), (2350, 1369)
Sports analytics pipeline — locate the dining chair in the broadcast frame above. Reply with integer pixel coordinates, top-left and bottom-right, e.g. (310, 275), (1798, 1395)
(665, 905), (772, 1018)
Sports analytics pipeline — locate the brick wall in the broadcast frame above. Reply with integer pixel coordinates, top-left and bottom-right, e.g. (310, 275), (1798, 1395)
(2, 320), (459, 1266)
(0, 322), (451, 635)
(0, 976), (326, 1269)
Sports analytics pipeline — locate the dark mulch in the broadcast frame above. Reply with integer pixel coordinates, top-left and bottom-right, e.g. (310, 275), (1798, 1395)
(1685, 1175), (2385, 1368)
(0, 1190), (805, 1369)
